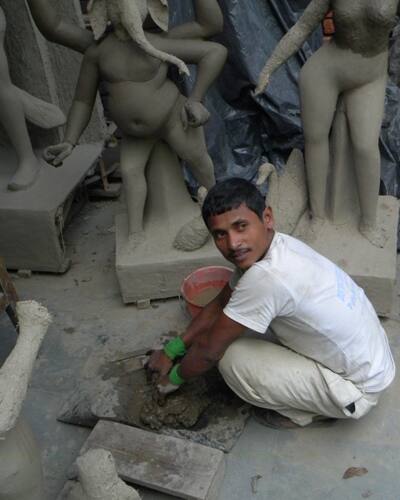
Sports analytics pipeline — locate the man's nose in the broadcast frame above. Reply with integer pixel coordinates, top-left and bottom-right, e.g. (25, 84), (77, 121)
(227, 231), (241, 250)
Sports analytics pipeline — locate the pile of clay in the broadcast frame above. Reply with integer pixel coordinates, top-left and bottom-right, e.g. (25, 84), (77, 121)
(139, 369), (232, 430)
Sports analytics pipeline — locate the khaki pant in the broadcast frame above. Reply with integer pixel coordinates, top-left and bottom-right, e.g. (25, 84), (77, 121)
(218, 338), (380, 426)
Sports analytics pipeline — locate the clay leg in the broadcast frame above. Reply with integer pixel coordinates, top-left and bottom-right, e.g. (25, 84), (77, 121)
(120, 135), (157, 245)
(345, 77), (388, 247)
(299, 51), (340, 220)
(0, 9), (40, 191)
(163, 115), (215, 190)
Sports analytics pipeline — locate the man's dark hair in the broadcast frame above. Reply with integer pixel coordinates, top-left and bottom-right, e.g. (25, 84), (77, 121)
(202, 178), (265, 227)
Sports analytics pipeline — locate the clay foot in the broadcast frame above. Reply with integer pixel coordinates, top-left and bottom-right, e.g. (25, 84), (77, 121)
(173, 215), (209, 251)
(295, 213), (326, 243)
(7, 157), (41, 191)
(256, 162), (275, 186)
(197, 186), (208, 207)
(359, 222), (388, 249)
(127, 231), (145, 250)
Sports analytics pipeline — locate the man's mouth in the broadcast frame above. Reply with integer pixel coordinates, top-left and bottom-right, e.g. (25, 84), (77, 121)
(230, 249), (250, 263)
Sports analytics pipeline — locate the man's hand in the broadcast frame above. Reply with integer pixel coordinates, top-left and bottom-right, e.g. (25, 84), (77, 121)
(43, 142), (74, 167)
(156, 374), (180, 396)
(147, 350), (173, 377)
(180, 99), (210, 130)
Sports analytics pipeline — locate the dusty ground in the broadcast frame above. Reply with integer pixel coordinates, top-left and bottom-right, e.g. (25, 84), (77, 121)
(1, 196), (400, 500)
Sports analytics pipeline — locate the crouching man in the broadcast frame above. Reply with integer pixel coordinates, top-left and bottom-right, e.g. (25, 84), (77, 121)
(148, 178), (395, 428)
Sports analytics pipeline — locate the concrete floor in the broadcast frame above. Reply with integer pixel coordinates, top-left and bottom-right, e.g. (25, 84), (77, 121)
(1, 196), (399, 500)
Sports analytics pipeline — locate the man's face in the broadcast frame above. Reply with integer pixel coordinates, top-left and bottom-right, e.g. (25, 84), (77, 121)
(208, 203), (274, 270)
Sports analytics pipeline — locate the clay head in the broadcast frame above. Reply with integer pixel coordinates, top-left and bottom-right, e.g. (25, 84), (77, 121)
(87, 0), (188, 75)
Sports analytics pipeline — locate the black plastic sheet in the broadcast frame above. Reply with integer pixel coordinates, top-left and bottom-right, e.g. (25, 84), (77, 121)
(170, 0), (400, 198)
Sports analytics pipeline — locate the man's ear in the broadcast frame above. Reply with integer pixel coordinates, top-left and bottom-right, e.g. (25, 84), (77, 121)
(148, 0), (169, 32)
(87, 0), (108, 40)
(263, 206), (274, 229)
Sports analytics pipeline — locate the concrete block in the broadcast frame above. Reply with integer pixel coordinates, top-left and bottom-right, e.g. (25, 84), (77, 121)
(116, 143), (229, 303)
(0, 144), (102, 273)
(294, 196), (399, 317)
(73, 420), (225, 500)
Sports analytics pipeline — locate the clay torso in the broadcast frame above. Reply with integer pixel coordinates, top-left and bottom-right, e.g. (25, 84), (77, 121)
(333, 0), (398, 56)
(96, 33), (180, 137)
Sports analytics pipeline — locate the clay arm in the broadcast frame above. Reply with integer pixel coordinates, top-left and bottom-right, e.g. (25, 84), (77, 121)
(27, 0), (93, 54)
(44, 46), (99, 166)
(255, 0), (330, 94)
(167, 0), (224, 39)
(178, 312), (245, 380)
(0, 302), (51, 436)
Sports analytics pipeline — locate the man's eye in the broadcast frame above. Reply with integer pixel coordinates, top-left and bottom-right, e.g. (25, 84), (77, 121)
(238, 223), (247, 231)
(214, 232), (225, 240)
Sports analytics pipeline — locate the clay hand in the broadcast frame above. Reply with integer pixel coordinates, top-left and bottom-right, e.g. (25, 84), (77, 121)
(156, 374), (180, 395)
(254, 69), (270, 96)
(147, 350), (173, 377)
(43, 142), (74, 167)
(181, 99), (210, 130)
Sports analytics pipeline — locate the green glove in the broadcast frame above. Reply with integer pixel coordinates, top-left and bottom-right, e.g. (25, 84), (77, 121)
(163, 337), (186, 361)
(168, 364), (185, 386)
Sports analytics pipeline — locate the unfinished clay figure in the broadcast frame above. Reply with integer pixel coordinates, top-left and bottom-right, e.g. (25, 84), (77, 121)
(256, 0), (400, 247)
(45, 0), (226, 249)
(27, 0), (94, 53)
(0, 7), (65, 191)
(0, 300), (51, 500)
(76, 448), (141, 500)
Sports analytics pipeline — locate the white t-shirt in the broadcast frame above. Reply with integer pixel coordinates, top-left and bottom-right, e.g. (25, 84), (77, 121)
(224, 232), (395, 393)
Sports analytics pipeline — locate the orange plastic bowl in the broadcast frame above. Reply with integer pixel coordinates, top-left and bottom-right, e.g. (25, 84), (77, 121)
(181, 266), (233, 318)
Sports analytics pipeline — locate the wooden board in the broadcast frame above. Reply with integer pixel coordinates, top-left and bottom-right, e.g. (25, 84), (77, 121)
(76, 420), (225, 500)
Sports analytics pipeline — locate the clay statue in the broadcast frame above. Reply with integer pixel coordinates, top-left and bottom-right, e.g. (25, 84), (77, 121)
(44, 0), (226, 249)
(76, 449), (141, 500)
(256, 0), (400, 247)
(0, 301), (52, 500)
(0, 6), (65, 191)
(27, 0), (94, 54)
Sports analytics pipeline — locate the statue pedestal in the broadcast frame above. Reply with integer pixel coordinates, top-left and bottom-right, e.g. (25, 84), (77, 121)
(0, 144), (102, 273)
(116, 143), (227, 304)
(293, 195), (399, 316)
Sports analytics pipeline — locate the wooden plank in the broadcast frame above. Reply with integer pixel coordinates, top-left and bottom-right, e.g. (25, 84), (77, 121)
(77, 420), (225, 500)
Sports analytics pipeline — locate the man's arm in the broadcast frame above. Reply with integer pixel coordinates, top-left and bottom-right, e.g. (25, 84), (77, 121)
(148, 283), (232, 375)
(167, 0), (223, 40)
(178, 312), (244, 380)
(182, 283), (232, 346)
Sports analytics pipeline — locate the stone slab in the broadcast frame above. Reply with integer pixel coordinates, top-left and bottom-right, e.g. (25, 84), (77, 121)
(294, 195), (399, 316)
(71, 420), (225, 500)
(0, 144), (102, 272)
(115, 142), (229, 303)
(57, 349), (250, 453)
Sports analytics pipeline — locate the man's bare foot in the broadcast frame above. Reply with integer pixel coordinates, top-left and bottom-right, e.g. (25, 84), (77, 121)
(359, 222), (388, 249)
(8, 157), (41, 191)
(127, 231), (145, 250)
(251, 408), (300, 429)
(252, 407), (337, 430)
